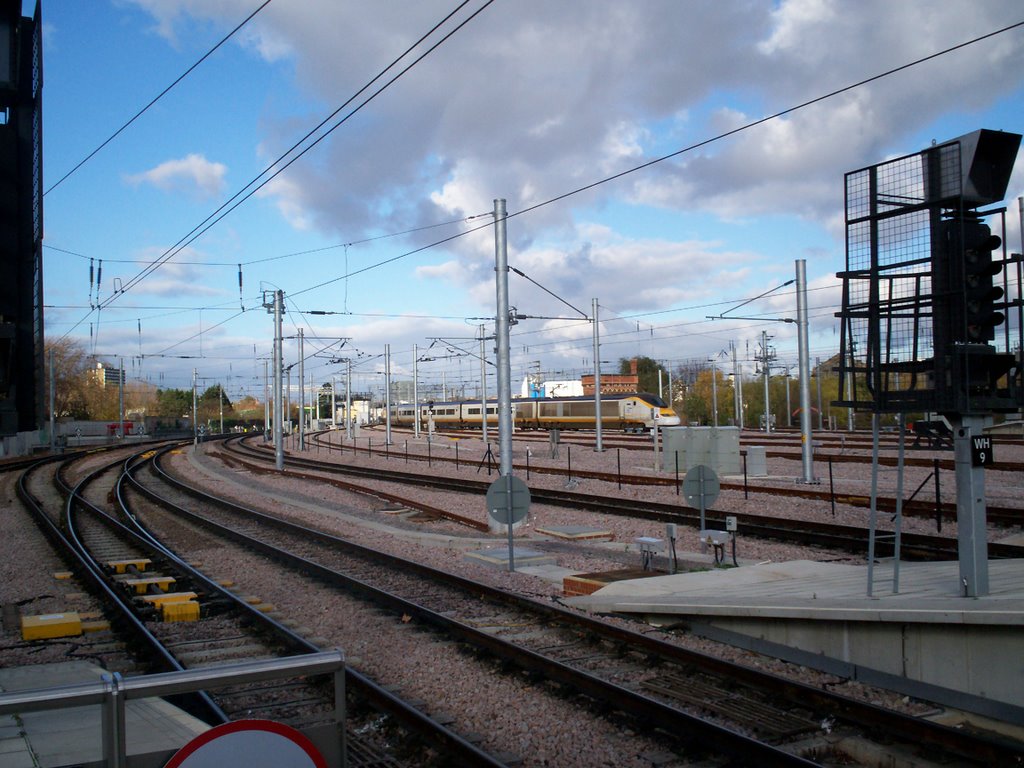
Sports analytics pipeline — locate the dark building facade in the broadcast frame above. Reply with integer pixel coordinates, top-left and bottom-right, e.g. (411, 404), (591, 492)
(0, 1), (43, 434)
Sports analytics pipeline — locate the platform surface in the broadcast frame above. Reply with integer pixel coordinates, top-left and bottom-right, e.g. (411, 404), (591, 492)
(0, 661), (209, 767)
(566, 558), (1024, 625)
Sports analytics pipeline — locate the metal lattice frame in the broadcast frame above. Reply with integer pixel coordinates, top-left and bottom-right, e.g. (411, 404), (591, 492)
(836, 138), (1023, 415)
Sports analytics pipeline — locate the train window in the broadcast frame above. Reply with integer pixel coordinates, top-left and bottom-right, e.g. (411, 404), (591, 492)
(564, 402), (585, 417)
(486, 407), (496, 415)
(467, 407), (480, 415)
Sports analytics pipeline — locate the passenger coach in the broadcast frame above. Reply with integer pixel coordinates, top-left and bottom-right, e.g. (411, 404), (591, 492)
(393, 393), (679, 432)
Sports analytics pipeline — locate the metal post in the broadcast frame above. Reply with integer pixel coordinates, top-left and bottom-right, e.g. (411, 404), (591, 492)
(815, 356), (824, 431)
(761, 331), (771, 433)
(219, 381), (224, 435)
(384, 343), (392, 445)
(298, 328), (305, 451)
(592, 298), (603, 452)
(192, 368), (198, 449)
(953, 416), (990, 597)
(118, 357), (125, 439)
(732, 342), (743, 429)
(331, 375), (337, 431)
(346, 359), (353, 441)
(479, 324), (488, 444)
(846, 355), (854, 432)
(796, 259), (815, 482)
(264, 359), (269, 440)
(784, 370), (791, 428)
(273, 291), (284, 470)
(494, 198), (516, 572)
(413, 344), (420, 439)
(101, 672), (126, 768)
(48, 349), (55, 452)
(710, 357), (718, 427)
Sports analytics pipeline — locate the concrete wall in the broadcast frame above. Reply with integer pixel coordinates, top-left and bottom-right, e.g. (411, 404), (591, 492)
(699, 615), (1023, 716)
(661, 426), (741, 475)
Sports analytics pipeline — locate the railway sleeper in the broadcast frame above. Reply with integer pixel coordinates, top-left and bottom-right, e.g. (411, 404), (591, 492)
(641, 672), (819, 741)
(174, 644), (276, 666)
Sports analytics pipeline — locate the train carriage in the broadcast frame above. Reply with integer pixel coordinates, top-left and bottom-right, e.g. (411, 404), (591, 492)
(391, 393), (678, 432)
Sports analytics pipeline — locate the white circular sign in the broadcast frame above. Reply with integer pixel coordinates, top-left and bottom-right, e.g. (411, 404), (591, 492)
(165, 719), (327, 768)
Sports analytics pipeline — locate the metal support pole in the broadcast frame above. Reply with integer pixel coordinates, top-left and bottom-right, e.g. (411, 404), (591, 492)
(385, 343), (392, 445)
(761, 331), (771, 433)
(592, 298), (603, 452)
(48, 350), (55, 452)
(785, 370), (791, 428)
(346, 359), (353, 440)
(413, 344), (420, 438)
(118, 357), (125, 439)
(494, 198), (516, 572)
(219, 381), (224, 435)
(815, 356), (824, 431)
(953, 416), (990, 597)
(710, 357), (718, 427)
(732, 342), (743, 429)
(192, 368), (198, 449)
(331, 375), (337, 431)
(796, 259), (816, 482)
(273, 291), (284, 470)
(101, 672), (126, 768)
(263, 359), (269, 440)
(298, 328), (305, 451)
(480, 324), (488, 444)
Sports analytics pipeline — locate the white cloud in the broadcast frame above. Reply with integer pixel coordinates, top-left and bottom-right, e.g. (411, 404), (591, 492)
(126, 153), (227, 200)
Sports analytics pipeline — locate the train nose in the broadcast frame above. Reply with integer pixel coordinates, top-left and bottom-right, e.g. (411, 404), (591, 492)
(659, 415), (681, 426)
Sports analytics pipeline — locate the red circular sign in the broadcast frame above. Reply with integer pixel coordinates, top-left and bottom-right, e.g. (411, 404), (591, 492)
(165, 719), (328, 768)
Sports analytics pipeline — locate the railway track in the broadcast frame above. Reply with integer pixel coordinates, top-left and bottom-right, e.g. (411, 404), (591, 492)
(382, 424), (1024, 483)
(142, 443), (1024, 767)
(230, 435), (1024, 561)
(10, 446), (501, 768)
(312, 429), (1024, 528)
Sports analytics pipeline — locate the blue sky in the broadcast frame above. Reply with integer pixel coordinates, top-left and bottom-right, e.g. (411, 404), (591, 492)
(35, 0), (1024, 402)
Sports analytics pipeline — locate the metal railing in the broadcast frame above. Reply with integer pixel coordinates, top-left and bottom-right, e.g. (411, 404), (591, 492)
(0, 651), (345, 768)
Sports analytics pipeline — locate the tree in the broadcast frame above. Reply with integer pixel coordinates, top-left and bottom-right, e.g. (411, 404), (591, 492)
(156, 389), (192, 419)
(44, 338), (92, 419)
(617, 356), (666, 395)
(199, 384), (233, 424)
(685, 368), (735, 426)
(317, 380), (333, 417)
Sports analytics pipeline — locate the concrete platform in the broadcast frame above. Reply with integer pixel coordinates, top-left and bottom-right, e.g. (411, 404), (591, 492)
(0, 661), (209, 767)
(464, 546), (557, 569)
(567, 559), (1024, 721)
(534, 524), (614, 542)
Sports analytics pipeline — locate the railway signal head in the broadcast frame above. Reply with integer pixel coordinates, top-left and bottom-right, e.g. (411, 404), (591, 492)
(960, 222), (1004, 342)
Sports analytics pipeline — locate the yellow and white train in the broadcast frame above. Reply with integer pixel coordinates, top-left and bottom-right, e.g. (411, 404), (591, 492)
(392, 392), (679, 432)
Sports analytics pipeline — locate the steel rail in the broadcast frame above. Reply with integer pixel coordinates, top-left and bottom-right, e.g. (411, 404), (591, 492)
(149, 446), (1024, 766)
(228, 436), (1024, 561)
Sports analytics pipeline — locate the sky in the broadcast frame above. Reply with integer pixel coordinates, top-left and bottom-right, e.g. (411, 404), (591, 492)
(34, 0), (1024, 404)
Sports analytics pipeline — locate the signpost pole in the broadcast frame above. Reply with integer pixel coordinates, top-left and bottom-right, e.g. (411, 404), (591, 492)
(493, 197), (516, 571)
(953, 415), (991, 596)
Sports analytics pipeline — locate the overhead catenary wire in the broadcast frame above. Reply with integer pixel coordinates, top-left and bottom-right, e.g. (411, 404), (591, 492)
(288, 21), (1024, 305)
(44, 0), (274, 197)
(59, 19), (1024, 374)
(89, 0), (495, 315)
